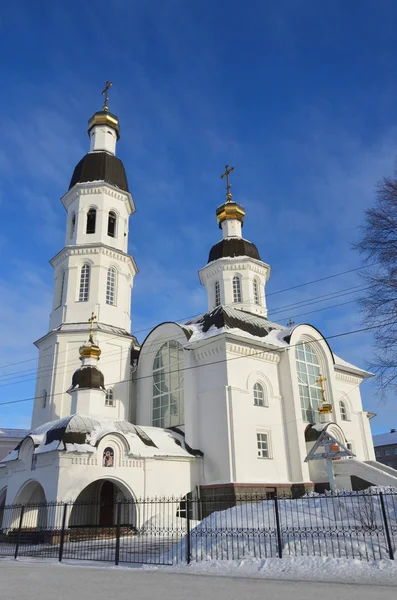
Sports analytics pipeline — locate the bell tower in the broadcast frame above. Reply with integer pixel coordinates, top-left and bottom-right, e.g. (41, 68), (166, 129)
(31, 84), (139, 429)
(199, 165), (271, 316)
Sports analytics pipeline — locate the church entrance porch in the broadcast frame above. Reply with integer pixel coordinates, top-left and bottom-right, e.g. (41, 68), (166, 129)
(68, 479), (136, 539)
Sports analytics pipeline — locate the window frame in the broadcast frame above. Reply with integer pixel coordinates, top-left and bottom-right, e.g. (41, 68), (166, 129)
(232, 275), (242, 303)
(106, 267), (117, 306)
(86, 208), (97, 234)
(57, 270), (66, 308)
(79, 263), (90, 302)
(108, 211), (117, 238)
(295, 341), (323, 424)
(339, 400), (348, 421)
(256, 431), (271, 459)
(214, 281), (221, 308)
(70, 212), (76, 239)
(152, 340), (184, 428)
(253, 278), (260, 305)
(253, 382), (266, 407)
(105, 388), (115, 407)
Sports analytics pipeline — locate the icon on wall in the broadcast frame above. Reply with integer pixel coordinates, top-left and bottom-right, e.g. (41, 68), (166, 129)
(103, 447), (114, 467)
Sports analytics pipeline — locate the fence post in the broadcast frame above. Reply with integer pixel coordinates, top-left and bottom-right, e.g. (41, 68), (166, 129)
(115, 502), (121, 566)
(186, 497), (191, 565)
(14, 506), (25, 560)
(58, 503), (68, 562)
(379, 492), (394, 560)
(274, 496), (282, 559)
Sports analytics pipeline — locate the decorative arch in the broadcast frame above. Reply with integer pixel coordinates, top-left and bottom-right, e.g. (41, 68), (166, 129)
(246, 371), (275, 400)
(68, 477), (136, 528)
(338, 392), (352, 421)
(13, 479), (47, 506)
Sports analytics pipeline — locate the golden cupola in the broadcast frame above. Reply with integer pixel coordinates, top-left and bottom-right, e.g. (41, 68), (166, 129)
(216, 164), (246, 230)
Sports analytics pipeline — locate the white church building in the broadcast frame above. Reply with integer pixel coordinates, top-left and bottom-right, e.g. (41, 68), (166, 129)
(1, 93), (397, 524)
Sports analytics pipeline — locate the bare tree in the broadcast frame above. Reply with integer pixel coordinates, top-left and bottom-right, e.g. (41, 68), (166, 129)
(355, 174), (397, 398)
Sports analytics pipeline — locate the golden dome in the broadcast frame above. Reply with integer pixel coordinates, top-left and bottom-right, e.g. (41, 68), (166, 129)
(216, 201), (246, 229)
(79, 342), (101, 360)
(88, 111), (120, 140)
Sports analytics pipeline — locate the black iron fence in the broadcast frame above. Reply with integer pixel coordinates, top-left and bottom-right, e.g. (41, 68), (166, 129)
(0, 490), (396, 565)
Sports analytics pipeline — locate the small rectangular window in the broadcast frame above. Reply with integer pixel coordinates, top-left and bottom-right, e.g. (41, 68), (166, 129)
(385, 449), (392, 456)
(257, 432), (270, 459)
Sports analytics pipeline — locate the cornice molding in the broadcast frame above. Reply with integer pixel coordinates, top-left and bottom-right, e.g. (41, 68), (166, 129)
(226, 342), (280, 363)
(200, 259), (269, 280)
(193, 343), (224, 362)
(61, 182), (134, 213)
(334, 371), (362, 385)
(50, 244), (138, 276)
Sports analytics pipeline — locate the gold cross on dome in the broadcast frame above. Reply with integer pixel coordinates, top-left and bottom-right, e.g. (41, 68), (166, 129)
(221, 164), (235, 202)
(316, 374), (327, 404)
(101, 81), (112, 112)
(88, 312), (97, 343)
(287, 319), (295, 327)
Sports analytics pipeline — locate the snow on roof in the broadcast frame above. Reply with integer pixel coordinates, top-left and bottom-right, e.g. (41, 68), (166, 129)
(0, 415), (203, 463)
(332, 353), (371, 377)
(373, 430), (397, 447)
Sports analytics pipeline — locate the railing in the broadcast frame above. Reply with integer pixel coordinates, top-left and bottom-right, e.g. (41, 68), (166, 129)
(0, 490), (396, 565)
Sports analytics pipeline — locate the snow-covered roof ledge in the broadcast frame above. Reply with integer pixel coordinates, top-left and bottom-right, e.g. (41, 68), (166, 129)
(333, 353), (373, 378)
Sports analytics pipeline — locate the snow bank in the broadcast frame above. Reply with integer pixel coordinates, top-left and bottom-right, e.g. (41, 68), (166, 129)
(168, 491), (397, 563)
(147, 555), (397, 585)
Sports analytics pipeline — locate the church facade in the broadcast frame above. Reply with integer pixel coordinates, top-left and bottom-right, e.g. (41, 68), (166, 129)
(1, 94), (390, 526)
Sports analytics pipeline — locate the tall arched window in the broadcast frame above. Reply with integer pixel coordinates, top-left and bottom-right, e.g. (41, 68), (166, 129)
(214, 281), (221, 307)
(339, 400), (348, 421)
(70, 213), (76, 239)
(253, 382), (266, 406)
(86, 208), (96, 234)
(295, 341), (323, 423)
(79, 263), (90, 302)
(57, 271), (65, 308)
(106, 267), (116, 305)
(153, 340), (184, 428)
(108, 211), (117, 237)
(253, 279), (260, 305)
(42, 390), (47, 409)
(233, 275), (242, 303)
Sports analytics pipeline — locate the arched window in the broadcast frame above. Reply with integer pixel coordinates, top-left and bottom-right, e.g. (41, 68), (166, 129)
(233, 275), (242, 303)
(70, 213), (76, 239)
(106, 267), (116, 305)
(108, 211), (117, 237)
(57, 271), (65, 308)
(105, 389), (115, 407)
(79, 263), (90, 302)
(86, 208), (96, 234)
(153, 340), (184, 428)
(214, 281), (221, 307)
(253, 382), (266, 407)
(42, 390), (47, 409)
(339, 400), (348, 421)
(253, 279), (260, 305)
(295, 341), (323, 423)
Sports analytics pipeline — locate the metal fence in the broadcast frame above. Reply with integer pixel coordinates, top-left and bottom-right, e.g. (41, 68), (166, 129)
(0, 490), (396, 565)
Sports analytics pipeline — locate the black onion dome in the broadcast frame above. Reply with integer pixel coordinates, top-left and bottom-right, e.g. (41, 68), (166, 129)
(71, 366), (105, 391)
(69, 152), (129, 192)
(208, 238), (261, 263)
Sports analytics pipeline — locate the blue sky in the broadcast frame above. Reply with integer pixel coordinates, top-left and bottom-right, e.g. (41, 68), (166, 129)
(1, 0), (397, 433)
